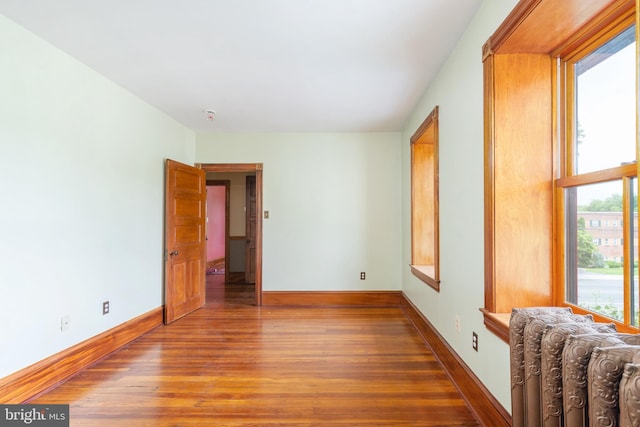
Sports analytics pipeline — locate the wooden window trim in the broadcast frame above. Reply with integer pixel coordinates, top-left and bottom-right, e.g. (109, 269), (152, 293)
(410, 265), (439, 290)
(482, 0), (636, 342)
(410, 106), (440, 291)
(556, 164), (637, 187)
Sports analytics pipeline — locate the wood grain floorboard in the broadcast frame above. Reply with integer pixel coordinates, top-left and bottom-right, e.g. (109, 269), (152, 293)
(31, 276), (482, 426)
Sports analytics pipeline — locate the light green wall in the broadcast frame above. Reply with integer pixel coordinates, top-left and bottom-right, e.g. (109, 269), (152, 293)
(0, 15), (195, 378)
(196, 132), (403, 292)
(400, 0), (518, 410)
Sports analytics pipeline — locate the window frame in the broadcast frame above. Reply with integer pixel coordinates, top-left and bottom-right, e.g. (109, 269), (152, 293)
(555, 12), (637, 328)
(481, 0), (639, 341)
(410, 106), (440, 291)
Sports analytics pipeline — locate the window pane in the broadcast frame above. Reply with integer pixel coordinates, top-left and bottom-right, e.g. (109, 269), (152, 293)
(566, 181), (624, 321)
(574, 25), (635, 174)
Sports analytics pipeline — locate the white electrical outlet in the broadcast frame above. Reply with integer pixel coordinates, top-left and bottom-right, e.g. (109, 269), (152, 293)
(61, 315), (70, 332)
(455, 315), (461, 333)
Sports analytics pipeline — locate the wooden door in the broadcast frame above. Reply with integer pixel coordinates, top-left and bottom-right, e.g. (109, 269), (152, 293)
(245, 175), (256, 284)
(164, 159), (206, 324)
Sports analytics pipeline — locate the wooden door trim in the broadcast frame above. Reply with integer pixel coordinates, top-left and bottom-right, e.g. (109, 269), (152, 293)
(197, 163), (262, 173)
(199, 163), (263, 306)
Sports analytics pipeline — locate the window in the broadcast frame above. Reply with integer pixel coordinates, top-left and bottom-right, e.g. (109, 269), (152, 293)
(558, 18), (638, 326)
(410, 106), (440, 291)
(482, 0), (639, 341)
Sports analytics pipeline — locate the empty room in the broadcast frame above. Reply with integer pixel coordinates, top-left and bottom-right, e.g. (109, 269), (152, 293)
(2, 0), (640, 426)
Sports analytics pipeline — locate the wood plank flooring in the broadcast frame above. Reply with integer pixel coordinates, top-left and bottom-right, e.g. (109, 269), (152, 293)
(31, 276), (482, 426)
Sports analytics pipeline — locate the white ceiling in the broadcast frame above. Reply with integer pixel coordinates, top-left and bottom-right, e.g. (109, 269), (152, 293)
(1, 1), (482, 133)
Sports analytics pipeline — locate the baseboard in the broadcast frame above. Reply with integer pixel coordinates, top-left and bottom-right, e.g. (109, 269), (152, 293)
(0, 307), (163, 403)
(262, 291), (403, 306)
(400, 295), (512, 427)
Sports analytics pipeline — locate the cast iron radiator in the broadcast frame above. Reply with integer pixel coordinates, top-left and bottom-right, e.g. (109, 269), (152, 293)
(510, 307), (640, 427)
(620, 358), (640, 427)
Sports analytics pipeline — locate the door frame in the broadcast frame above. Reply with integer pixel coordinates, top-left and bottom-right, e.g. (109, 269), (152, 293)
(198, 163), (263, 306)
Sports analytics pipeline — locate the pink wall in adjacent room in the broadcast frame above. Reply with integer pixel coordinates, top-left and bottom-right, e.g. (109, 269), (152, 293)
(207, 185), (225, 262)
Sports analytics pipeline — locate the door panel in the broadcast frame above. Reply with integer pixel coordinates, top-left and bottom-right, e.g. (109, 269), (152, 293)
(164, 159), (206, 324)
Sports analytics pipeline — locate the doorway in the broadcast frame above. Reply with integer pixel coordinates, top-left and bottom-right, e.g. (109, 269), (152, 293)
(205, 180), (229, 283)
(199, 163), (263, 306)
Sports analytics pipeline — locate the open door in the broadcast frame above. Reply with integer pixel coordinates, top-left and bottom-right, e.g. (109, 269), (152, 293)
(164, 159), (206, 324)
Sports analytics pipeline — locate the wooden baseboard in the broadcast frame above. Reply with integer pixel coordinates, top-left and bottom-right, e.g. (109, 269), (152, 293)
(262, 291), (403, 306)
(0, 307), (163, 403)
(400, 295), (511, 427)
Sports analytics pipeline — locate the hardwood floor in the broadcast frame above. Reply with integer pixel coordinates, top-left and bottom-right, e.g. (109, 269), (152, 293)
(31, 275), (483, 426)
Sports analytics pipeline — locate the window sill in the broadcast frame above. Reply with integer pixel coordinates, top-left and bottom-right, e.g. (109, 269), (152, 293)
(480, 305), (640, 344)
(480, 309), (509, 344)
(410, 265), (440, 292)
